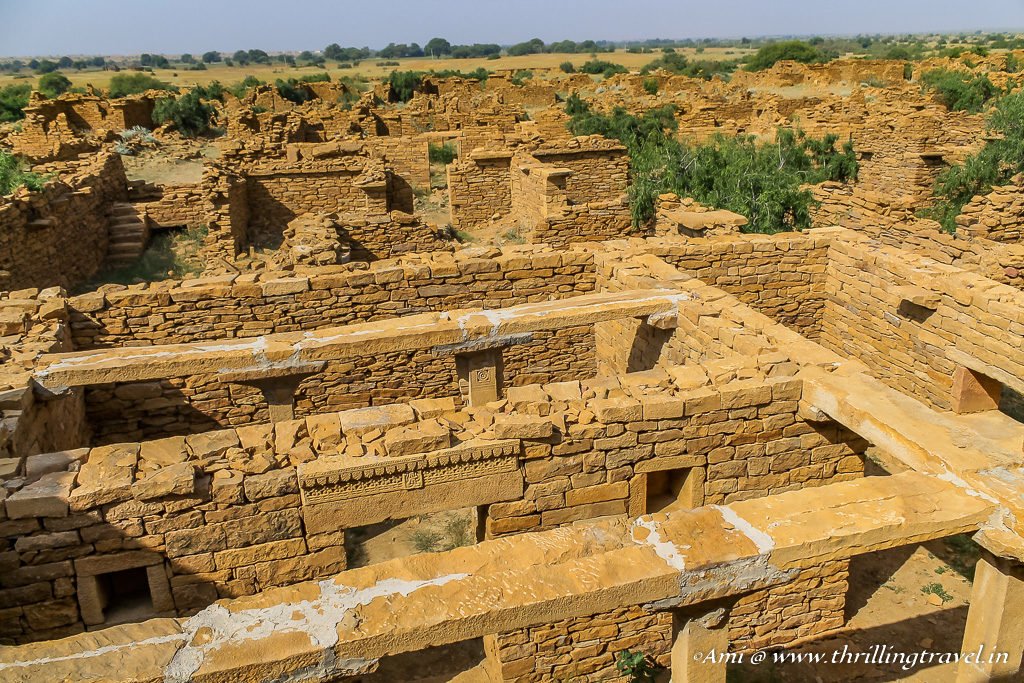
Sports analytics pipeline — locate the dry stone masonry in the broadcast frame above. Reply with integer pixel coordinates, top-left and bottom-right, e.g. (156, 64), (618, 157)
(2, 59), (1024, 683)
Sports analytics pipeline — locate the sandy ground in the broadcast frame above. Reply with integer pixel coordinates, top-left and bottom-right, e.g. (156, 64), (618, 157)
(347, 523), (979, 682)
(0, 48), (753, 91)
(119, 138), (218, 185)
(731, 540), (977, 683)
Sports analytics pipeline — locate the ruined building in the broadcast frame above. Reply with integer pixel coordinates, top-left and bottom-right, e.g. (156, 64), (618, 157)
(0, 65), (1022, 683)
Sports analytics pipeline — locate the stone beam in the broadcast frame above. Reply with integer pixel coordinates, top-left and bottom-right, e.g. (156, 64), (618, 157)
(800, 366), (1024, 555)
(33, 289), (690, 392)
(0, 471), (991, 683)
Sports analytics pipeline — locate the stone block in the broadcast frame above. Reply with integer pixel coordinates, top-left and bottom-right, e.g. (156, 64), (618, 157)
(6, 472), (75, 519)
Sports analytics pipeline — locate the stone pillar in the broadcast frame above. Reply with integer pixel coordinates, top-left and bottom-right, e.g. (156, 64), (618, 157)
(956, 552), (1024, 682)
(219, 363), (325, 424)
(671, 608), (729, 683)
(457, 348), (503, 407)
(951, 367), (1002, 414)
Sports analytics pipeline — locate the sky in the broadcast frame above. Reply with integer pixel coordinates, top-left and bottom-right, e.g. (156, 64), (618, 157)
(1, 0), (1024, 58)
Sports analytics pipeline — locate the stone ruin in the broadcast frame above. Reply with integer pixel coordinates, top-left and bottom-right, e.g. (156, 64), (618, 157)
(0, 60), (1023, 683)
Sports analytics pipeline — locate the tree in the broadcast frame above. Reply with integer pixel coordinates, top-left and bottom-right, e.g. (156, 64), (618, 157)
(0, 84), (31, 122)
(921, 69), (1000, 113)
(232, 50), (250, 65)
(425, 37), (452, 57)
(508, 38), (545, 56)
(745, 40), (822, 71)
(38, 72), (72, 98)
(202, 51), (221, 63)
(565, 95), (857, 231)
(57, 56), (73, 68)
(0, 149), (46, 195)
(35, 59), (59, 74)
(108, 73), (175, 98)
(180, 53), (194, 64)
(153, 90), (215, 137)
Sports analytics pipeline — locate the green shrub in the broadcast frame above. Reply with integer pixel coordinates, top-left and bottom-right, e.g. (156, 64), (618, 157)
(388, 70), (424, 102)
(429, 67), (489, 81)
(153, 90), (215, 137)
(510, 69), (533, 86)
(227, 75), (265, 98)
(641, 51), (737, 80)
(580, 59), (628, 78)
(37, 72), (72, 98)
(298, 72), (331, 83)
(566, 96), (857, 231)
(745, 40), (822, 71)
(0, 149), (46, 195)
(615, 650), (658, 683)
(903, 62), (915, 80)
(920, 92), (1024, 232)
(274, 78), (314, 104)
(642, 78), (659, 95)
(559, 61), (575, 73)
(921, 69), (1000, 112)
(0, 83), (31, 121)
(191, 81), (226, 101)
(108, 73), (174, 98)
(428, 141), (457, 164)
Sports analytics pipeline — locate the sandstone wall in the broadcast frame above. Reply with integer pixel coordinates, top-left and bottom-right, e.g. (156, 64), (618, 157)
(82, 325), (595, 445)
(447, 152), (513, 229)
(820, 230), (1024, 410)
(0, 152), (127, 292)
(133, 183), (206, 229)
(68, 247), (596, 349)
(645, 233), (832, 338)
(244, 169), (376, 244)
(957, 174), (1024, 243)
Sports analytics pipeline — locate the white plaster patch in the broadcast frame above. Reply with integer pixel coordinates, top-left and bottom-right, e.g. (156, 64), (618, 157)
(631, 517), (685, 571)
(163, 573), (469, 683)
(712, 505), (775, 554)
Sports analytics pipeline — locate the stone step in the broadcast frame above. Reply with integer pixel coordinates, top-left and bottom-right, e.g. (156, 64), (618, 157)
(109, 221), (145, 232)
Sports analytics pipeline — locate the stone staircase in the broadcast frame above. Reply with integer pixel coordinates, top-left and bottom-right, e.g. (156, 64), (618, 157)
(105, 202), (150, 269)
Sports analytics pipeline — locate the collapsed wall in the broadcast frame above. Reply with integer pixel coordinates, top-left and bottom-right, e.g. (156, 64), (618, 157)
(0, 152), (128, 292)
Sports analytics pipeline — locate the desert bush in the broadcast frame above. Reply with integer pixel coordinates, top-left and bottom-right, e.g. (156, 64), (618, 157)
(298, 72), (331, 83)
(429, 67), (489, 82)
(388, 70), (423, 102)
(108, 73), (174, 98)
(227, 75), (265, 98)
(0, 83), (30, 121)
(275, 78), (314, 104)
(615, 650), (658, 683)
(191, 81), (226, 101)
(580, 59), (628, 78)
(640, 52), (737, 80)
(559, 61), (575, 73)
(114, 126), (157, 155)
(745, 40), (822, 71)
(643, 77), (659, 95)
(153, 90), (215, 137)
(0, 150), (46, 195)
(921, 69), (1000, 112)
(566, 95), (857, 231)
(37, 72), (71, 98)
(510, 69), (533, 86)
(428, 141), (457, 164)
(920, 92), (1024, 232)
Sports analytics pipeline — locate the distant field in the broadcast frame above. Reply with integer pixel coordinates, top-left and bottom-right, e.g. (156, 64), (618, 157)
(0, 47), (754, 91)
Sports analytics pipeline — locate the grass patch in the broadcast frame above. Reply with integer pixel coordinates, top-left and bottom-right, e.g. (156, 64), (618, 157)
(83, 225), (206, 289)
(0, 149), (46, 195)
(921, 582), (954, 603)
(428, 141), (457, 164)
